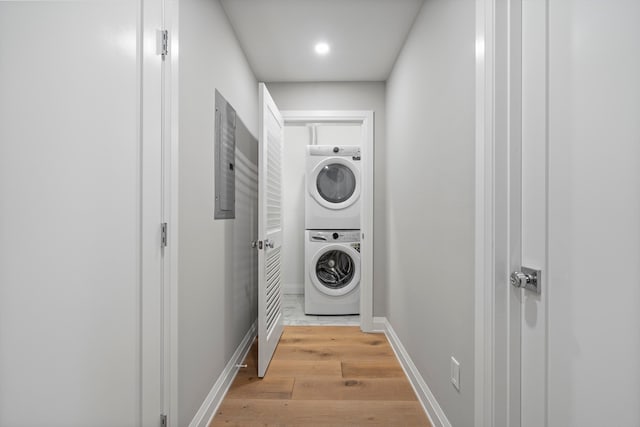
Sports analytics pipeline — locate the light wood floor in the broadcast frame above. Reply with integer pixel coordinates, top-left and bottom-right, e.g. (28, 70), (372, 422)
(211, 326), (432, 427)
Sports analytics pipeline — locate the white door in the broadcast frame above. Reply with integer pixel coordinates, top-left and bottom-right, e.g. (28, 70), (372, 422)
(497, 2), (548, 425)
(257, 83), (284, 377)
(0, 1), (165, 426)
(517, 1), (640, 426)
(519, 1), (547, 425)
(484, 1), (543, 425)
(484, 2), (640, 425)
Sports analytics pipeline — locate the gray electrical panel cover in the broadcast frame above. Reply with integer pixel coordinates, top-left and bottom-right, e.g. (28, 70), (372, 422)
(214, 90), (236, 219)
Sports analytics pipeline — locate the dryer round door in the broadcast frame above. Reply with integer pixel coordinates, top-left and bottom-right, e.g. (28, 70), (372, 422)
(310, 244), (361, 297)
(309, 157), (361, 210)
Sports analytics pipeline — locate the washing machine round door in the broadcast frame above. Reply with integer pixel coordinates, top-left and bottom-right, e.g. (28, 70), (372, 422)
(310, 244), (361, 297)
(309, 157), (361, 210)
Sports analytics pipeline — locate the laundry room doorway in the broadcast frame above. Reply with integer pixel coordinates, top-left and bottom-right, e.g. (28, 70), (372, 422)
(256, 83), (375, 377)
(281, 110), (375, 332)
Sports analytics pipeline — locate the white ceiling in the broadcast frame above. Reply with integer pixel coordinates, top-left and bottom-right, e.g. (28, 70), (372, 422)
(220, 0), (425, 82)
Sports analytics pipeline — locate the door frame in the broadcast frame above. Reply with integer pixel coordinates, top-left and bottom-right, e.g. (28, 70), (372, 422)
(474, 0), (524, 426)
(281, 110), (375, 332)
(164, 0), (179, 424)
(141, 0), (168, 423)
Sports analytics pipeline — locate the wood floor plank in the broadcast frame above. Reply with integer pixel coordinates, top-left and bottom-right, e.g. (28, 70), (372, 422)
(211, 326), (431, 427)
(291, 377), (417, 401)
(212, 399), (431, 427)
(341, 359), (406, 378)
(278, 336), (390, 347)
(280, 326), (386, 344)
(226, 376), (295, 400)
(273, 343), (395, 361)
(266, 359), (343, 377)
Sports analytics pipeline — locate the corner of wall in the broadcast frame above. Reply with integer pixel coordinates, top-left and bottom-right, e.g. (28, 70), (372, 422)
(377, 317), (452, 427)
(188, 322), (257, 427)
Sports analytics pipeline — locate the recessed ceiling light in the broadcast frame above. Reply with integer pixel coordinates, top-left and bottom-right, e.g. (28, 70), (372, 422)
(314, 42), (330, 55)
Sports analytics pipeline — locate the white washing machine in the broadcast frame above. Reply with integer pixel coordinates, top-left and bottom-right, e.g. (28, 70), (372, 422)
(305, 230), (360, 315)
(305, 145), (361, 230)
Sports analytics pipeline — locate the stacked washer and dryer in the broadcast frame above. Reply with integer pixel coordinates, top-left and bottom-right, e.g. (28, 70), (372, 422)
(304, 145), (361, 315)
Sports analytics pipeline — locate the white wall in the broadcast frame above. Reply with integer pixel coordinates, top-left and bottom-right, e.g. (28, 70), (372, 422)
(266, 82), (387, 316)
(385, 1), (476, 426)
(281, 124), (363, 294)
(547, 1), (640, 425)
(177, 1), (258, 425)
(281, 126), (309, 293)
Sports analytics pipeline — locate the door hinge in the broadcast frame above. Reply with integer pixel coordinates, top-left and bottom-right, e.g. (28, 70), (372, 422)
(161, 223), (168, 248)
(160, 413), (167, 427)
(157, 29), (169, 59)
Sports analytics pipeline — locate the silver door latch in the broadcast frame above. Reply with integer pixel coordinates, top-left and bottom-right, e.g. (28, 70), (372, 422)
(510, 266), (541, 294)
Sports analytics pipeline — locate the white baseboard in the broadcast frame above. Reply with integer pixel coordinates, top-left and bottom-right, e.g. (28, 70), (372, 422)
(189, 320), (257, 427)
(283, 283), (303, 295)
(377, 317), (452, 427)
(372, 316), (387, 333)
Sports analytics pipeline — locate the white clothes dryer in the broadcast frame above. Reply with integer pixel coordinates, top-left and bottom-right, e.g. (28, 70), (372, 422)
(305, 145), (361, 230)
(305, 230), (360, 315)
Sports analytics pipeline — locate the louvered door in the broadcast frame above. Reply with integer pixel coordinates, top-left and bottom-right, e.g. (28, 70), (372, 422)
(257, 83), (284, 377)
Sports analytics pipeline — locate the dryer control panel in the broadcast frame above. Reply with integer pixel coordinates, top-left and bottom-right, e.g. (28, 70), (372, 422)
(309, 230), (360, 243)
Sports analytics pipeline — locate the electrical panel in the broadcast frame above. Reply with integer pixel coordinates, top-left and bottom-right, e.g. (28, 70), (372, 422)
(214, 90), (236, 219)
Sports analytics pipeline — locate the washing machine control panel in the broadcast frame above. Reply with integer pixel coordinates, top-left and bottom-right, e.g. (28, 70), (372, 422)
(308, 145), (360, 158)
(309, 230), (360, 243)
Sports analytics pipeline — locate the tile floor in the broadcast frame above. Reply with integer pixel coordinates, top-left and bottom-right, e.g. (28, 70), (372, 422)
(282, 294), (360, 326)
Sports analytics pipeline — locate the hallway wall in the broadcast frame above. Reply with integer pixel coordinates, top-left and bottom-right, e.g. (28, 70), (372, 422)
(385, 1), (476, 426)
(266, 82), (388, 316)
(178, 0), (258, 425)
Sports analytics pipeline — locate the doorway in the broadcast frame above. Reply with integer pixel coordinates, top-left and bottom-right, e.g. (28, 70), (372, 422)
(281, 121), (363, 327)
(255, 85), (376, 377)
(281, 110), (375, 332)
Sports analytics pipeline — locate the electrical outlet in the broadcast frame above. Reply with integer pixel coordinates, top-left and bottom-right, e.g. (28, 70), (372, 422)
(451, 357), (460, 391)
